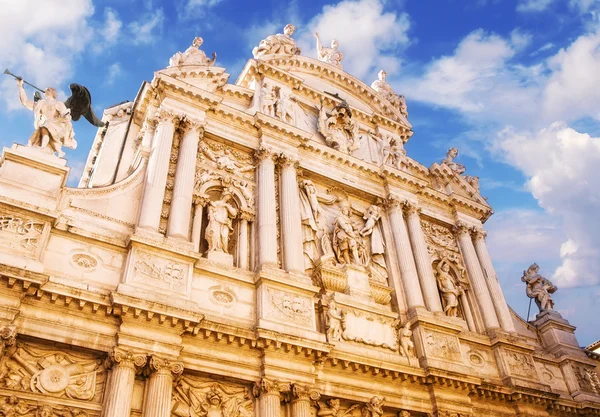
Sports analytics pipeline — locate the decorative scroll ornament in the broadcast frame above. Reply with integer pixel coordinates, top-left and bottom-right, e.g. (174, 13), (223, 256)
(169, 37), (216, 68)
(148, 356), (183, 376)
(521, 263), (557, 314)
(107, 347), (147, 371)
(172, 378), (254, 417)
(290, 384), (320, 402)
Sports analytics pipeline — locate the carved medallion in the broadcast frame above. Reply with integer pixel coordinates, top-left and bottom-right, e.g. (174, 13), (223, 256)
(71, 253), (99, 271)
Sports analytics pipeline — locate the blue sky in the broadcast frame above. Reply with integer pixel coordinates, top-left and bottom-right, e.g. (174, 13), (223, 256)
(1, 0), (599, 345)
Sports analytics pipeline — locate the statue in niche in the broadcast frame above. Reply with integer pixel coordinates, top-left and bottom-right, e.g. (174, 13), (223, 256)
(441, 148), (466, 175)
(314, 33), (344, 69)
(260, 83), (277, 118)
(398, 322), (414, 357)
(299, 180), (321, 273)
(324, 298), (344, 343)
(363, 397), (385, 417)
(379, 135), (406, 169)
(252, 24), (301, 58)
(169, 37), (216, 67)
(172, 379), (253, 417)
(205, 188), (238, 254)
(521, 263), (557, 313)
(333, 200), (361, 266)
(318, 101), (359, 154)
(435, 258), (462, 317)
(370, 70), (408, 118)
(360, 205), (388, 282)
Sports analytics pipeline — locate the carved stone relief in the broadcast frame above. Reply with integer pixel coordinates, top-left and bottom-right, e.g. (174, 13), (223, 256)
(266, 289), (313, 328)
(315, 398), (360, 417)
(0, 396), (92, 417)
(573, 365), (600, 394)
(70, 253), (98, 271)
(341, 310), (398, 351)
(172, 376), (253, 417)
(317, 101), (359, 154)
(132, 250), (189, 294)
(0, 342), (105, 402)
(0, 213), (46, 257)
(397, 322), (415, 358)
(503, 350), (537, 379)
(423, 331), (461, 361)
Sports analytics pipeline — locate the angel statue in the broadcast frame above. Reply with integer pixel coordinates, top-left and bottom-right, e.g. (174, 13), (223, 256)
(521, 263), (557, 313)
(314, 33), (343, 69)
(169, 37), (217, 67)
(7, 69), (104, 158)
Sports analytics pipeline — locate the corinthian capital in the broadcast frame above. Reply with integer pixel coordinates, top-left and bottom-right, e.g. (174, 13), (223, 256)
(402, 200), (420, 216)
(181, 116), (206, 134)
(255, 145), (277, 162)
(148, 356), (184, 376)
(471, 227), (487, 241)
(108, 347), (147, 370)
(452, 220), (471, 238)
(155, 107), (178, 124)
(384, 194), (403, 211)
(291, 384), (320, 402)
(252, 378), (291, 397)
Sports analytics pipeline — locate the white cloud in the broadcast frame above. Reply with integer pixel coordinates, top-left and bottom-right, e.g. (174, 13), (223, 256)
(105, 63), (122, 86)
(510, 29), (533, 51)
(128, 9), (165, 45)
(296, 0), (411, 80)
(178, 0), (223, 19)
(517, 0), (555, 12)
(0, 0), (95, 110)
(99, 8), (122, 50)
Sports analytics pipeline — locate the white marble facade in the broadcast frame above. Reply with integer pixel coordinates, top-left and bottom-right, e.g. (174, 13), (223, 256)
(0, 26), (598, 417)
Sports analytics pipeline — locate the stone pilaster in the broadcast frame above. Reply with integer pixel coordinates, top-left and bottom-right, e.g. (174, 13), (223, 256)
(256, 146), (278, 267)
(385, 195), (425, 309)
(167, 118), (204, 240)
(138, 107), (179, 232)
(403, 201), (443, 312)
(289, 384), (319, 417)
(253, 379), (289, 417)
(142, 356), (184, 417)
(454, 222), (500, 330)
(278, 153), (304, 274)
(472, 228), (516, 333)
(102, 347), (147, 417)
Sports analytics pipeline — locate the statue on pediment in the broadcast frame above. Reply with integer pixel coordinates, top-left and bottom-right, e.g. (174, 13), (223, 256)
(441, 148), (466, 175)
(370, 70), (408, 118)
(169, 37), (216, 68)
(252, 24), (301, 58)
(318, 101), (359, 154)
(521, 263), (557, 313)
(314, 33), (343, 69)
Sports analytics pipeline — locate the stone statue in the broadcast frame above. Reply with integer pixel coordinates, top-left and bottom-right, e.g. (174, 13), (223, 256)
(169, 37), (216, 67)
(252, 24), (301, 58)
(275, 88), (298, 125)
(333, 200), (361, 265)
(382, 136), (406, 169)
(325, 299), (344, 343)
(318, 101), (359, 154)
(260, 83), (277, 118)
(314, 33), (343, 69)
(521, 263), (557, 313)
(215, 149), (254, 173)
(370, 70), (408, 118)
(435, 258), (462, 317)
(360, 205), (387, 282)
(441, 148), (466, 175)
(205, 188), (238, 254)
(398, 322), (414, 357)
(16, 78), (76, 157)
(299, 179), (321, 273)
(363, 397), (385, 417)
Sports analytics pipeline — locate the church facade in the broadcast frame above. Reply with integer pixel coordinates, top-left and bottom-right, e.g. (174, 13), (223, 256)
(0, 26), (599, 417)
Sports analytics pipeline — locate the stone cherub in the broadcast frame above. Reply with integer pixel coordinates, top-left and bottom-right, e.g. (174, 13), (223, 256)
(363, 397), (385, 417)
(252, 24), (301, 58)
(169, 37), (216, 67)
(314, 33), (343, 69)
(521, 263), (557, 313)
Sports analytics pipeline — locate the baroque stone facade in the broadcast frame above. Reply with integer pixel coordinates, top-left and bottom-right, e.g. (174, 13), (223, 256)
(0, 26), (599, 417)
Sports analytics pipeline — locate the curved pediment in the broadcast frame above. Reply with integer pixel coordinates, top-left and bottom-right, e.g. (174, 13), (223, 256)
(236, 56), (411, 133)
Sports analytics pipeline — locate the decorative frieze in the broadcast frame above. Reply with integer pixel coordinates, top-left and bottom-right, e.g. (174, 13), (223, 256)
(0, 212), (46, 257)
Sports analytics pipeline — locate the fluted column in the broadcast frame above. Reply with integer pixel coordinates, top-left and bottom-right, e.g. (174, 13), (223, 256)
(140, 117), (158, 148)
(138, 108), (179, 231)
(472, 228), (516, 332)
(238, 211), (253, 270)
(460, 292), (477, 332)
(167, 119), (204, 240)
(278, 154), (304, 273)
(454, 222), (500, 330)
(256, 146), (278, 267)
(103, 348), (147, 417)
(142, 357), (183, 417)
(290, 384), (319, 417)
(385, 195), (425, 309)
(253, 379), (288, 417)
(191, 195), (210, 252)
(403, 201), (443, 312)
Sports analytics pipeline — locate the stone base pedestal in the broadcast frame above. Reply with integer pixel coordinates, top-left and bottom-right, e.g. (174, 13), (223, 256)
(206, 250), (234, 267)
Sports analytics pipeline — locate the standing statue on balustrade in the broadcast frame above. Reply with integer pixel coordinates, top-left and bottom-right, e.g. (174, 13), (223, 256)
(521, 263), (557, 313)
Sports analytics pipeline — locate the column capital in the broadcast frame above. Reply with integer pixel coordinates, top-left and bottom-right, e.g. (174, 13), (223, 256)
(240, 209), (256, 222)
(180, 116), (206, 134)
(402, 200), (421, 217)
(147, 356), (184, 376)
(255, 145), (277, 162)
(155, 107), (181, 125)
(193, 193), (210, 207)
(384, 194), (404, 211)
(142, 117), (159, 133)
(107, 347), (147, 370)
(252, 378), (291, 398)
(290, 384), (320, 402)
(452, 220), (471, 238)
(278, 152), (299, 169)
(471, 227), (487, 241)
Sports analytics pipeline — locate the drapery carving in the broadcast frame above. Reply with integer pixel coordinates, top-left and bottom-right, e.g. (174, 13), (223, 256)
(172, 378), (253, 417)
